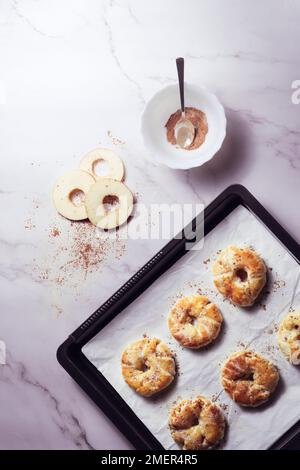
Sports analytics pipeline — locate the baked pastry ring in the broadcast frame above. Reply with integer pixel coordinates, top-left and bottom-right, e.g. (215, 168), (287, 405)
(85, 178), (133, 229)
(121, 337), (176, 397)
(221, 350), (279, 407)
(212, 245), (267, 307)
(169, 396), (225, 450)
(278, 311), (300, 365)
(79, 148), (124, 181)
(168, 294), (223, 348)
(52, 169), (95, 220)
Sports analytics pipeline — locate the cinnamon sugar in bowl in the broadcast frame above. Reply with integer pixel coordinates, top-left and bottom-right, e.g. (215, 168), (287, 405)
(141, 84), (226, 170)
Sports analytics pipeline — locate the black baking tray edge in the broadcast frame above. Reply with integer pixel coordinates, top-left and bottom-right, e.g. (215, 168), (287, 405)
(57, 184), (300, 450)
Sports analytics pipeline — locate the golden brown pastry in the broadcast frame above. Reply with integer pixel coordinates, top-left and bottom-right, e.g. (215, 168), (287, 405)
(121, 337), (175, 397)
(168, 294), (223, 348)
(278, 311), (300, 365)
(221, 350), (279, 407)
(169, 396), (225, 450)
(212, 245), (267, 307)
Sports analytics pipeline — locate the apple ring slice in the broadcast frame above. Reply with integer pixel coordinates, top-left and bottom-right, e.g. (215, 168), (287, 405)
(85, 179), (133, 229)
(53, 169), (95, 220)
(79, 148), (124, 181)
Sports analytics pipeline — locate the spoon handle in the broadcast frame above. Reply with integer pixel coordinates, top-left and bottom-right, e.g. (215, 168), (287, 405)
(176, 57), (185, 114)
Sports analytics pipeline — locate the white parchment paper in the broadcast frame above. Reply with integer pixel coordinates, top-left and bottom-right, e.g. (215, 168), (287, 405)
(83, 206), (300, 450)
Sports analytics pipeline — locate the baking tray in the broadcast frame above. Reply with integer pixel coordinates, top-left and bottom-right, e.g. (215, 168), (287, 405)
(57, 184), (300, 450)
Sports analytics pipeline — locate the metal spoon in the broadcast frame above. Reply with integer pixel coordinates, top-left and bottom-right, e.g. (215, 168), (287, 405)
(174, 57), (195, 149)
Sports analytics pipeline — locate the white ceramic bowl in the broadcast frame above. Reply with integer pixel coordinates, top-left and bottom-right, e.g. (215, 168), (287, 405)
(141, 84), (226, 169)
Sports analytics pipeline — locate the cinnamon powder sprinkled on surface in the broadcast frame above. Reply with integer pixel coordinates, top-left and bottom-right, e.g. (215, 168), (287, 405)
(52, 304), (63, 318)
(24, 218), (36, 230)
(107, 130), (126, 146)
(57, 221), (126, 282)
(272, 279), (286, 292)
(50, 227), (60, 237)
(31, 219), (126, 289)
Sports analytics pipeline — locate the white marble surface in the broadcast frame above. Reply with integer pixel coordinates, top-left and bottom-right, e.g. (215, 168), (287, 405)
(0, 0), (299, 450)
